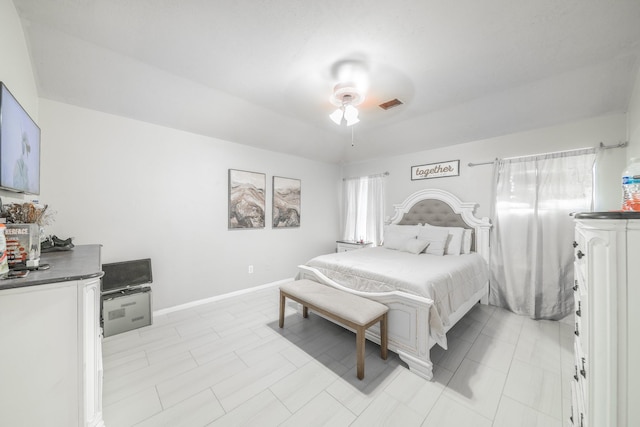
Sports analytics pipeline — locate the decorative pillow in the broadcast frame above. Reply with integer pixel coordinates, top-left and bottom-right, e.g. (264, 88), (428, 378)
(417, 227), (449, 256)
(421, 224), (464, 255)
(462, 229), (473, 254)
(401, 238), (430, 255)
(383, 224), (420, 249)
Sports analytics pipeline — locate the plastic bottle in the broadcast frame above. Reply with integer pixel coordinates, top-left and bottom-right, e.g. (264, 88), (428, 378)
(0, 224), (8, 276)
(622, 157), (640, 211)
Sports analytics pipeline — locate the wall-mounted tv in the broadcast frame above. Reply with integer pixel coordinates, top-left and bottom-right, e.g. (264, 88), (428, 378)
(0, 82), (41, 195)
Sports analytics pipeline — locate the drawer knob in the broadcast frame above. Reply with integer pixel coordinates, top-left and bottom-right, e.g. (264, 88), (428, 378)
(573, 241), (578, 248)
(576, 250), (585, 259)
(574, 323), (580, 337)
(573, 365), (579, 382)
(580, 357), (586, 378)
(576, 301), (581, 317)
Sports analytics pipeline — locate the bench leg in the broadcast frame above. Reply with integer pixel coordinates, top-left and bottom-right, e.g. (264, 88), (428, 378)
(380, 313), (388, 360)
(279, 291), (286, 328)
(302, 305), (309, 318)
(356, 326), (365, 380)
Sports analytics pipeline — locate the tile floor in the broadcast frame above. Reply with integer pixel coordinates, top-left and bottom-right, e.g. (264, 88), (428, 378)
(102, 285), (574, 426)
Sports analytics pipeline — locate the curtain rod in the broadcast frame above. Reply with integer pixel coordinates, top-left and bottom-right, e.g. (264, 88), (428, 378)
(468, 141), (628, 167)
(343, 171), (389, 181)
(468, 159), (498, 167)
(599, 141), (628, 150)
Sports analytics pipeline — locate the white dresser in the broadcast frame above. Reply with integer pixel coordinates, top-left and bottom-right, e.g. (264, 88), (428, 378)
(572, 213), (640, 427)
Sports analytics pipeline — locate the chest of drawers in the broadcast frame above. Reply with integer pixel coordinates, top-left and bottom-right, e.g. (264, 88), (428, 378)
(571, 213), (640, 427)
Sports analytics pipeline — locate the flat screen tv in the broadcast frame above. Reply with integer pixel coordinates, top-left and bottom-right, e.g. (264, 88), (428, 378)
(0, 82), (41, 195)
(101, 258), (153, 293)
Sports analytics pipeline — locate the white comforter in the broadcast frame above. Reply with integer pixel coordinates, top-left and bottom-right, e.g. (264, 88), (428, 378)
(302, 247), (489, 347)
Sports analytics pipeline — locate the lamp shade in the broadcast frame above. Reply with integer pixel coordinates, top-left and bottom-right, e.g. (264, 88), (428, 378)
(329, 108), (343, 125)
(328, 105), (360, 126)
(343, 105), (359, 126)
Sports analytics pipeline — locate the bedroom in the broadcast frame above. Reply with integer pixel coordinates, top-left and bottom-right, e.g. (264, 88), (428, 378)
(1, 0), (640, 426)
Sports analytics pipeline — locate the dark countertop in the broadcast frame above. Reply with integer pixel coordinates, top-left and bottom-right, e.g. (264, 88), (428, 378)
(575, 211), (640, 220)
(0, 244), (102, 291)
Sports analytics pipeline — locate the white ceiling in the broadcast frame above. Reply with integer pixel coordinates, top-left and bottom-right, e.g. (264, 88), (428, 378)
(14, 0), (640, 164)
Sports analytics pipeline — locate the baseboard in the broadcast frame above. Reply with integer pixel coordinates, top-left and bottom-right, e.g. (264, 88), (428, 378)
(153, 277), (294, 316)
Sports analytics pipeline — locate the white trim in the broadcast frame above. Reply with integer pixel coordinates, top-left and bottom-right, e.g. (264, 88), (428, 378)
(153, 278), (293, 316)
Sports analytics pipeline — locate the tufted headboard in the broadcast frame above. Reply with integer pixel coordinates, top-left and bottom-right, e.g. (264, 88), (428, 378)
(387, 189), (492, 262)
(397, 199), (475, 251)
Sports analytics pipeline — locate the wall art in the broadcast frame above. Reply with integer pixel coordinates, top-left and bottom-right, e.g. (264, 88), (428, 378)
(272, 176), (301, 228)
(228, 169), (266, 229)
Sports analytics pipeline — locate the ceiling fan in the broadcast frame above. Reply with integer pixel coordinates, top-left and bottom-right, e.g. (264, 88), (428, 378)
(327, 60), (368, 127)
(326, 58), (406, 127)
(328, 83), (365, 126)
(282, 55), (411, 131)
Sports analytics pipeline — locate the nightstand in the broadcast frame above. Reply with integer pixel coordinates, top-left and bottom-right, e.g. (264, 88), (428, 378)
(336, 240), (373, 252)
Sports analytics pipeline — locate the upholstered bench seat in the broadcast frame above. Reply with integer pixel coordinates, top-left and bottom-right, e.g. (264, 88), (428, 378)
(279, 279), (388, 379)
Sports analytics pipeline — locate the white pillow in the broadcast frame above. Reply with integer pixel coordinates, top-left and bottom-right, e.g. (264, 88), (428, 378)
(401, 238), (430, 255)
(462, 229), (472, 254)
(384, 234), (413, 250)
(383, 224), (420, 249)
(421, 224), (465, 255)
(417, 227), (449, 256)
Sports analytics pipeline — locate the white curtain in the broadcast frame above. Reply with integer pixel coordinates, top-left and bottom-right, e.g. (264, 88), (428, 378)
(343, 174), (386, 245)
(489, 148), (597, 319)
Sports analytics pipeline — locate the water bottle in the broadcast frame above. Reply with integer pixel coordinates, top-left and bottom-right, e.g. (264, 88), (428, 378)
(0, 224), (8, 276)
(622, 157), (640, 211)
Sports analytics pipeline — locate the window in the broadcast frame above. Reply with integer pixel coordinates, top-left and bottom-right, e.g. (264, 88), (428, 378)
(342, 175), (385, 245)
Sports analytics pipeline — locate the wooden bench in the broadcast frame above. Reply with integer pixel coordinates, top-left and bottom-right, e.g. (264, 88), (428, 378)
(279, 279), (389, 380)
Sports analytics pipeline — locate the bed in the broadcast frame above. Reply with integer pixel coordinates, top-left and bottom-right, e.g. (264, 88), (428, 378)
(296, 188), (491, 380)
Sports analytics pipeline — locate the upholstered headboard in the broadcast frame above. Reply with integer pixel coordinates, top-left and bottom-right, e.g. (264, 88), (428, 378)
(387, 189), (491, 262)
(397, 199), (475, 251)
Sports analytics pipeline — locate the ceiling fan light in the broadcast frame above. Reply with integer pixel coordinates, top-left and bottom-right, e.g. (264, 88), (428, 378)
(329, 81), (365, 126)
(343, 104), (359, 122)
(346, 116), (360, 126)
(329, 108), (344, 125)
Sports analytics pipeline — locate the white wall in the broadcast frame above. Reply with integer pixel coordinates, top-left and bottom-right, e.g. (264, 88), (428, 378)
(628, 66), (640, 159)
(3, 0), (342, 310)
(342, 114), (628, 219)
(39, 100), (341, 310)
(0, 0), (37, 116)
(3, 0), (341, 312)
(0, 0), (39, 205)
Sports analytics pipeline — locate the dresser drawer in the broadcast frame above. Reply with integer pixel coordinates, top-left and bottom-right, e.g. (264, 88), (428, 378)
(573, 229), (588, 293)
(574, 339), (588, 418)
(569, 382), (586, 427)
(573, 272), (589, 356)
(571, 379), (586, 427)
